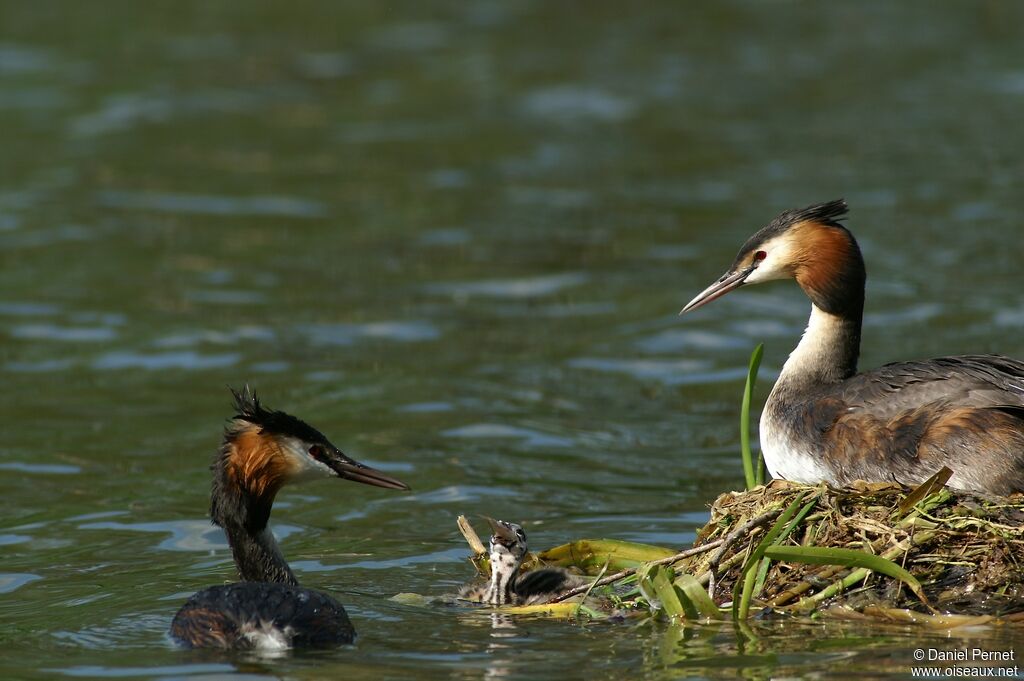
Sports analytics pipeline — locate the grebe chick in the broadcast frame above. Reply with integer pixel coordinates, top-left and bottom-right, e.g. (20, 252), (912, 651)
(459, 519), (586, 606)
(170, 388), (410, 650)
(682, 200), (1024, 495)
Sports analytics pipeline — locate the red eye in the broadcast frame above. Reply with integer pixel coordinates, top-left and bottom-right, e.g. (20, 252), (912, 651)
(308, 444), (325, 461)
(754, 250), (767, 262)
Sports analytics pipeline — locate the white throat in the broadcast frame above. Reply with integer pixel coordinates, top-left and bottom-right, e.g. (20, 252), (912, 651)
(484, 548), (520, 605)
(779, 303), (851, 385)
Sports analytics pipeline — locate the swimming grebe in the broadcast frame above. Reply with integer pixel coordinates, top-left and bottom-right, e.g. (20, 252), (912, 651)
(681, 200), (1024, 496)
(459, 519), (585, 606)
(169, 388), (410, 649)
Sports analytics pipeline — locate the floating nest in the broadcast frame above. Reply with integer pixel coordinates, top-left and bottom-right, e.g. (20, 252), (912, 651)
(682, 479), (1024, 621)
(455, 475), (1024, 626)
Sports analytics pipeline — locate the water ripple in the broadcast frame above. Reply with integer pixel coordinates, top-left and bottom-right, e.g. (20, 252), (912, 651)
(521, 85), (637, 123)
(0, 302), (60, 317)
(0, 87), (68, 110)
(301, 321), (440, 346)
(296, 51), (354, 79)
(97, 190), (327, 219)
(0, 224), (94, 249)
(399, 485), (518, 505)
(72, 89), (264, 138)
(0, 461), (81, 474)
(153, 326), (275, 349)
(634, 329), (748, 354)
(45, 663), (239, 678)
(426, 273), (588, 300)
(646, 244), (701, 261)
(0, 572), (41, 594)
(185, 289), (266, 305)
(506, 186), (593, 208)
(396, 401), (454, 413)
(0, 43), (55, 74)
(864, 303), (942, 327)
(568, 357), (749, 386)
(76, 519), (300, 552)
(417, 228), (470, 246)
(318, 546), (467, 571)
(10, 323), (117, 342)
(369, 22), (449, 51)
(994, 305), (1024, 327)
(91, 351), (239, 371)
(442, 423), (574, 448)
(77, 519), (225, 552)
(65, 511), (129, 522)
(0, 534), (32, 546)
(250, 360), (290, 373)
(5, 359), (75, 373)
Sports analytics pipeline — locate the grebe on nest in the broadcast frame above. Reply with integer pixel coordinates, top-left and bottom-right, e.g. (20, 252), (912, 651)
(170, 388), (410, 649)
(681, 200), (1024, 496)
(459, 518), (586, 606)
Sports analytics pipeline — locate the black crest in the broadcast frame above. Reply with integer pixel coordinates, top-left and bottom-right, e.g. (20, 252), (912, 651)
(229, 386), (329, 445)
(771, 199), (848, 230)
(735, 199), (850, 262)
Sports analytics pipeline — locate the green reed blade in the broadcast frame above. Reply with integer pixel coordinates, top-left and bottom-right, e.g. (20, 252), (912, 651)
(762, 545), (925, 602)
(741, 343), (764, 490)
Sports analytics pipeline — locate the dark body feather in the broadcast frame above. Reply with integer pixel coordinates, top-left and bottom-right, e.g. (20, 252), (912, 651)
(170, 583), (354, 649)
(459, 566), (583, 606)
(513, 568), (583, 604)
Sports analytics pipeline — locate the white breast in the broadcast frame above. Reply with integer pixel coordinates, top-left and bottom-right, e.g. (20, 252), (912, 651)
(758, 408), (833, 484)
(242, 620), (294, 651)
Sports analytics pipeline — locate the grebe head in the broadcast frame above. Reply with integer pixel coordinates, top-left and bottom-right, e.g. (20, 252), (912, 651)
(223, 386), (410, 496)
(212, 387), (409, 532)
(485, 517), (528, 563)
(681, 199), (864, 317)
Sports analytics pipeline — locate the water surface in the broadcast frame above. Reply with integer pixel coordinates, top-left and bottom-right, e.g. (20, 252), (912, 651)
(2, 2), (1023, 679)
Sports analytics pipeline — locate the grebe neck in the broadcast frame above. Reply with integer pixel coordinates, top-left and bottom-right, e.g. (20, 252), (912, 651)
(779, 221), (866, 389)
(211, 460), (298, 585)
(220, 513), (297, 585)
(483, 551), (520, 605)
(776, 303), (862, 391)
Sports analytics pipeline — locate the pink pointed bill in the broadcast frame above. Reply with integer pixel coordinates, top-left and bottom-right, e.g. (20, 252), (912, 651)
(679, 268), (752, 315)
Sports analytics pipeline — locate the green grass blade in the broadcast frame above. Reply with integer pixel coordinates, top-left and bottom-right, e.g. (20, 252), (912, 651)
(762, 545), (925, 602)
(750, 497), (818, 598)
(574, 604), (604, 619)
(733, 490), (807, 620)
(639, 564), (689, 618)
(740, 343), (764, 490)
(574, 561), (609, 618)
(674, 572), (722, 620)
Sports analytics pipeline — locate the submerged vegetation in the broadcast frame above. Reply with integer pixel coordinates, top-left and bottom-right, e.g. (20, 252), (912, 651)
(454, 346), (1024, 628)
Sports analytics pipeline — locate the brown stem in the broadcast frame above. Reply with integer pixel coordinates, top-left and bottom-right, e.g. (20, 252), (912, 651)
(706, 509), (781, 599)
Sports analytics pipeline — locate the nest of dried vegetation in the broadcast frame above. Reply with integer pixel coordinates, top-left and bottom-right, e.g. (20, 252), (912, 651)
(681, 479), (1024, 620)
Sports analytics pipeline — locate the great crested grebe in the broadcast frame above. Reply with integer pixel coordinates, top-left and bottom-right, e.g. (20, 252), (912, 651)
(169, 388), (410, 649)
(681, 200), (1024, 496)
(459, 519), (586, 606)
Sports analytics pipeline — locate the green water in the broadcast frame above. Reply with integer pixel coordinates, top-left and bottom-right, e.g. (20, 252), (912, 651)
(2, 2), (1022, 679)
